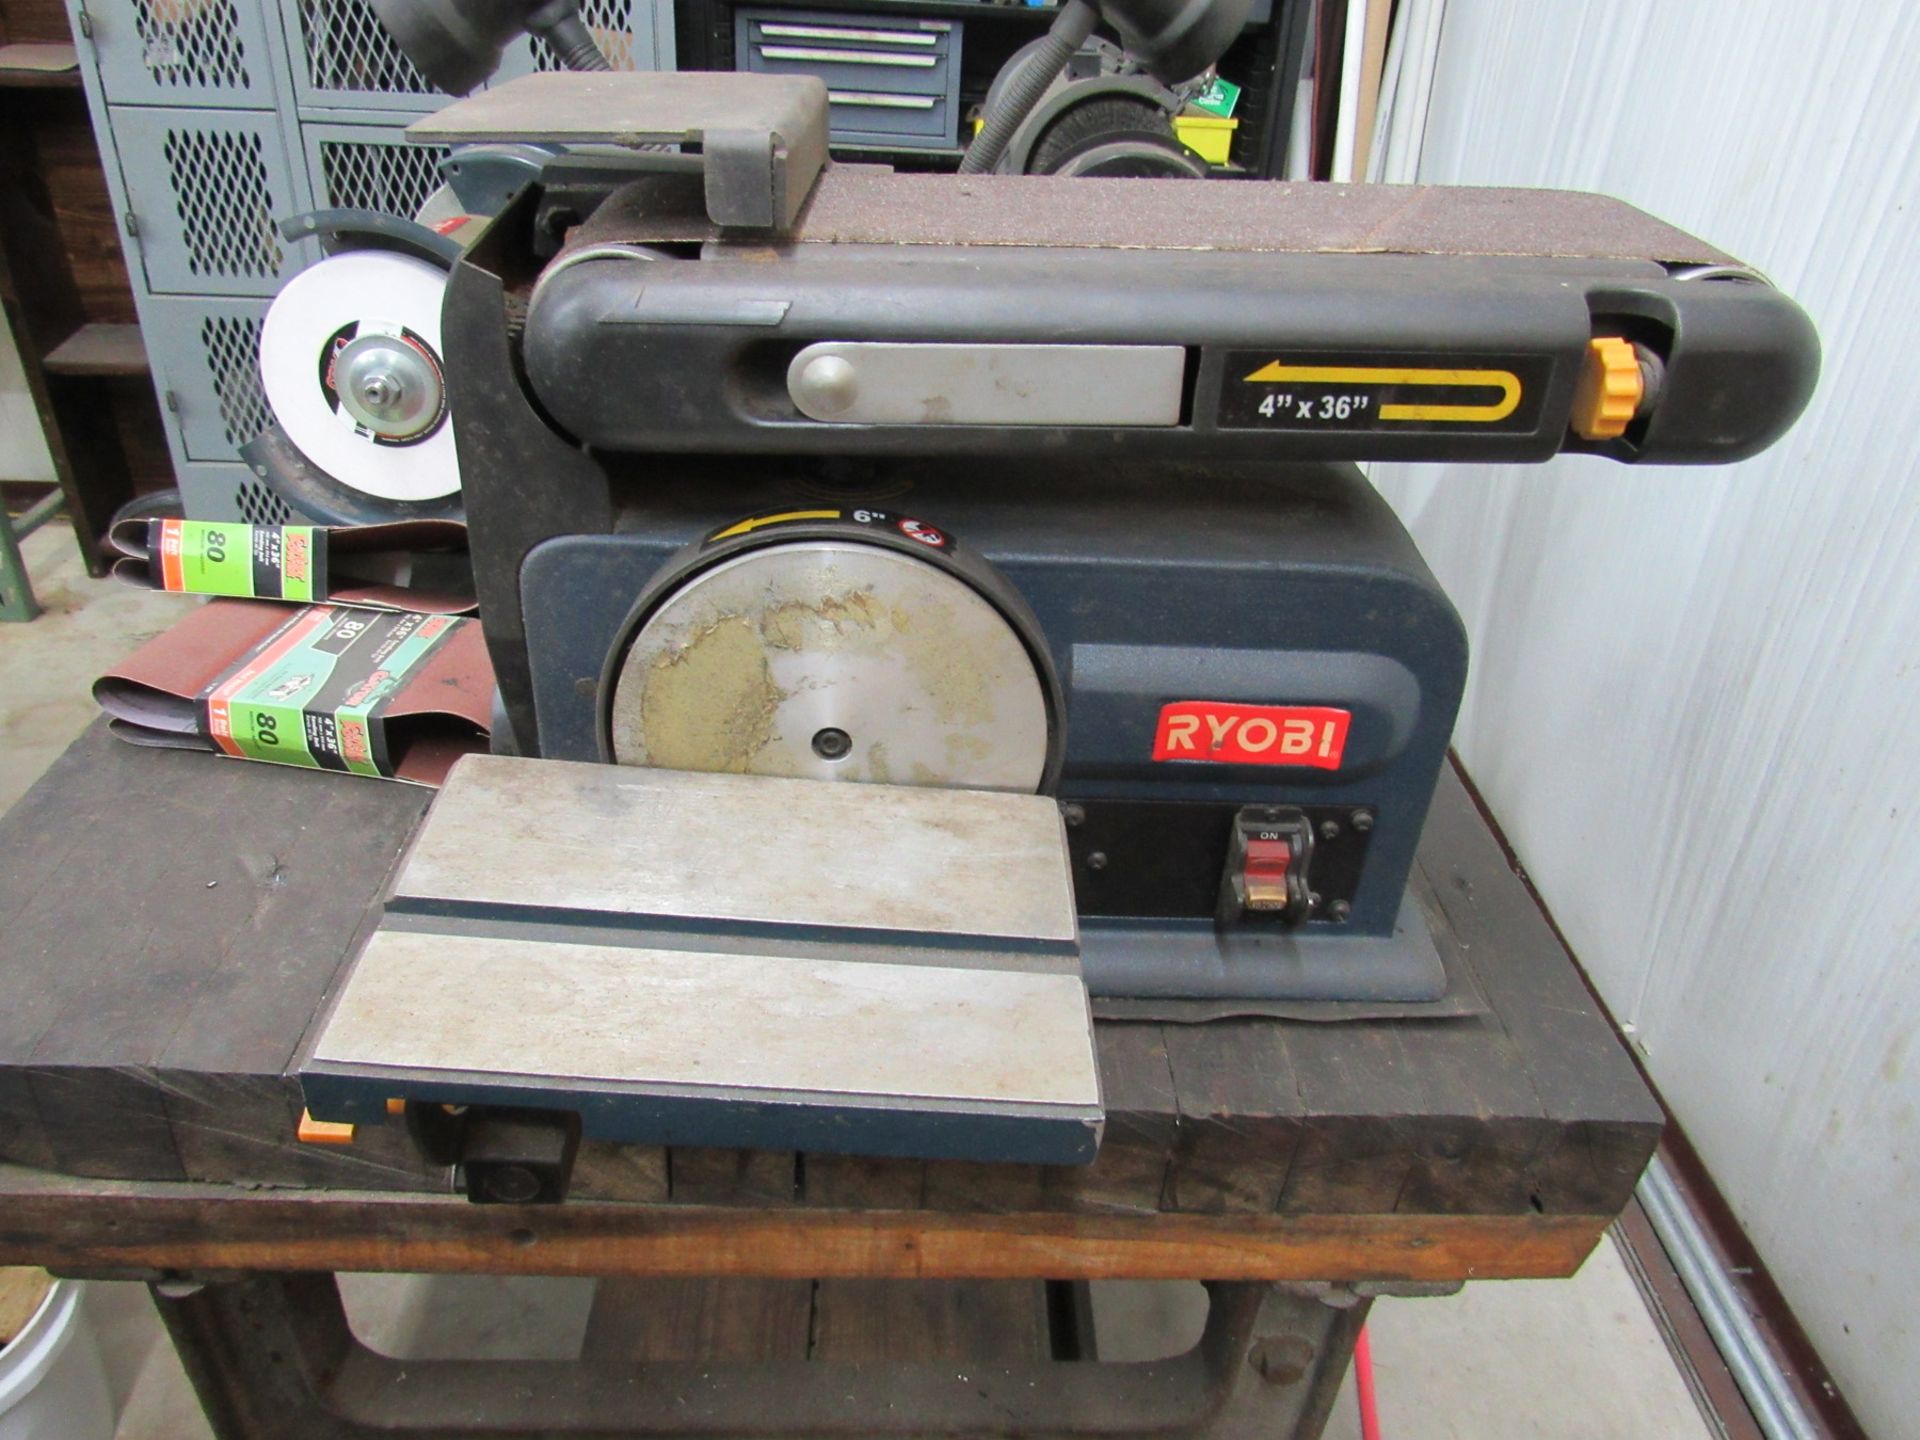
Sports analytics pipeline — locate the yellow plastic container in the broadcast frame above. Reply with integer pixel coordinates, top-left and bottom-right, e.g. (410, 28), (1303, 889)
(1173, 114), (1237, 167)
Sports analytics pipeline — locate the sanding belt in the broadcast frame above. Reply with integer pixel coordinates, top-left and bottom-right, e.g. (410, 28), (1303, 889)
(557, 167), (1740, 268)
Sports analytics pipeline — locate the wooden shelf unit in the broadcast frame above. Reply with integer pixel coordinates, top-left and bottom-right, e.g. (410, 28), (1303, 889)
(0, 5), (171, 577)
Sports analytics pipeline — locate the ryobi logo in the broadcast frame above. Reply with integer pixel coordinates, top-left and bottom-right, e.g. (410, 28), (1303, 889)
(1152, 702), (1350, 770)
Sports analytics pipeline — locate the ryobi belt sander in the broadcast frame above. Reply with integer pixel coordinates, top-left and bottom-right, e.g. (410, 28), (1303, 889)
(282, 2), (1816, 1200)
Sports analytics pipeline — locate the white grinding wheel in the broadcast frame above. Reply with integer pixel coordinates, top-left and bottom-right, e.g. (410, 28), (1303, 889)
(608, 541), (1052, 792)
(259, 249), (460, 503)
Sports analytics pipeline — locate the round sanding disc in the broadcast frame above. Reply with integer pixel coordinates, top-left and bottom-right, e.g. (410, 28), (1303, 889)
(608, 541), (1051, 791)
(259, 250), (460, 503)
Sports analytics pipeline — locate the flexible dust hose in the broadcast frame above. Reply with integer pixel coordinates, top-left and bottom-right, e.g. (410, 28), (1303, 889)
(533, 3), (612, 70)
(959, 0), (1097, 174)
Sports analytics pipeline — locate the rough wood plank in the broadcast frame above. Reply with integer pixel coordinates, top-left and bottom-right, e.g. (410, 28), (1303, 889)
(27, 1066), (182, 1181)
(1042, 1023), (1176, 1214)
(0, 728), (1659, 1216)
(2, 1), (82, 45)
(802, 1154), (924, 1209)
(33, 113), (138, 326)
(921, 1160), (1047, 1213)
(0, 1072), (52, 1172)
(1276, 893), (1548, 1217)
(0, 728), (429, 1187)
(571, 1143), (670, 1203)
(1162, 1021), (1302, 1212)
(41, 321), (146, 375)
(0, 1172), (1612, 1282)
(581, 1279), (811, 1361)
(0, 42), (79, 86)
(159, 1074), (442, 1193)
(1416, 763), (1664, 1211)
(670, 1148), (798, 1206)
(810, 1281), (1051, 1362)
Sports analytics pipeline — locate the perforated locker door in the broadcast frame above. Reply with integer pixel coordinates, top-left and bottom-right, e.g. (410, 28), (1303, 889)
(141, 296), (272, 462)
(304, 123), (452, 219)
(504, 0), (672, 76)
(74, 0), (282, 107)
(279, 0), (479, 113)
(178, 462), (309, 524)
(109, 105), (311, 296)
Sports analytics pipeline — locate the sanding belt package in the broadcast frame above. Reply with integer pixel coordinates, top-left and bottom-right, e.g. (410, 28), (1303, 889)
(108, 518), (476, 614)
(93, 598), (494, 786)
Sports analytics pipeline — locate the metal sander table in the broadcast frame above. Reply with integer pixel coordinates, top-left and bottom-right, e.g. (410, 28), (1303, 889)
(0, 724), (1661, 1439)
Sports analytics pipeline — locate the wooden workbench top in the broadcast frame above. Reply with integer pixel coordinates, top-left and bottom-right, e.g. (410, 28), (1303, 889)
(0, 724), (1660, 1281)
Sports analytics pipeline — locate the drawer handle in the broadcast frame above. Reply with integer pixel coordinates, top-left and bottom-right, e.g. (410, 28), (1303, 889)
(828, 91), (938, 109)
(759, 45), (938, 67)
(760, 23), (940, 45)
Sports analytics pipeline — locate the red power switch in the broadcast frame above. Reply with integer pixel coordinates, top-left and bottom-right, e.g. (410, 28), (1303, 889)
(1242, 837), (1295, 911)
(1220, 807), (1314, 924)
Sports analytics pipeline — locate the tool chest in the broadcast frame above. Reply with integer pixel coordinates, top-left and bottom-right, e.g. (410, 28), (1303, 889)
(736, 7), (962, 149)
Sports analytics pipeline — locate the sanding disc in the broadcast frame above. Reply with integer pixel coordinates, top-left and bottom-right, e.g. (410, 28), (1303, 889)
(607, 541), (1051, 791)
(259, 250), (460, 503)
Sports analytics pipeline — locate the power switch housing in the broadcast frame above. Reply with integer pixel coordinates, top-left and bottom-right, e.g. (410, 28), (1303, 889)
(1219, 806), (1314, 925)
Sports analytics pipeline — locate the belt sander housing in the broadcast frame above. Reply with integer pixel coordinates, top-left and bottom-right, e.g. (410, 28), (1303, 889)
(288, 73), (1815, 1184)
(420, 92), (1812, 1001)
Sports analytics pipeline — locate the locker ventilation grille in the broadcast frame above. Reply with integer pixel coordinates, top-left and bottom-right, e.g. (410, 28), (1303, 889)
(200, 315), (270, 452)
(535, 0), (642, 69)
(162, 129), (284, 280)
(319, 139), (453, 219)
(297, 0), (438, 95)
(238, 480), (296, 526)
(133, 0), (250, 90)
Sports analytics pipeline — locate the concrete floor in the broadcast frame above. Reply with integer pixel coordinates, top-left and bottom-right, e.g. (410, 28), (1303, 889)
(1, 522), (1717, 1439)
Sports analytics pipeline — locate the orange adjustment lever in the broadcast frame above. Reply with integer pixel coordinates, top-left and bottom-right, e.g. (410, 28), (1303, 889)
(296, 1109), (356, 1145)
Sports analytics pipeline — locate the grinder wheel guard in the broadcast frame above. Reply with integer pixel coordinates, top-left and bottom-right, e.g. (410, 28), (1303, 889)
(601, 514), (1066, 792)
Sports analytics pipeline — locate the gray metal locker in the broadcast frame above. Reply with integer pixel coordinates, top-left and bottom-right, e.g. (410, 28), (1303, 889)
(108, 105), (309, 296)
(139, 297), (272, 463)
(68, 0), (675, 522)
(77, 0), (280, 107)
(178, 462), (299, 525)
(529, 0), (671, 74)
(275, 0), (541, 114)
(304, 122), (453, 216)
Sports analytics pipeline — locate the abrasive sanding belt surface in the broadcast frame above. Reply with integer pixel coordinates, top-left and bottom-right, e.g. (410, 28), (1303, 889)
(565, 170), (1737, 264)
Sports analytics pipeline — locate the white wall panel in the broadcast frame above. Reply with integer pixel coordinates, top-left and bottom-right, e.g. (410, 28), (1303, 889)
(1371, 2), (1920, 1429)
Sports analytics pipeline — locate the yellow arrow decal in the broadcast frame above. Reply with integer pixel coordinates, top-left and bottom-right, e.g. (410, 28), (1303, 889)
(710, 509), (843, 541)
(1242, 363), (1523, 422)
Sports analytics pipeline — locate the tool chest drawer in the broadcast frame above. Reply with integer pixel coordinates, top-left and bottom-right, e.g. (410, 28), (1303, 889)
(735, 8), (961, 149)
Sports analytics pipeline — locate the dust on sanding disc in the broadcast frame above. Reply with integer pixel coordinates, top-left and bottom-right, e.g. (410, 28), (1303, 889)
(608, 541), (1050, 791)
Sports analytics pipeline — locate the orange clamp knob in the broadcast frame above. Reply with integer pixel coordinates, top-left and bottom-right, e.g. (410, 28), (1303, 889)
(1572, 337), (1645, 440)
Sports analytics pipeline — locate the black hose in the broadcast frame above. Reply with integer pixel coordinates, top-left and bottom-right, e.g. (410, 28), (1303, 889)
(959, 0), (1097, 174)
(532, 4), (612, 71)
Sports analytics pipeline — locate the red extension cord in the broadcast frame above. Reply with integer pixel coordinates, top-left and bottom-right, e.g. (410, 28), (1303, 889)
(1354, 1324), (1382, 1440)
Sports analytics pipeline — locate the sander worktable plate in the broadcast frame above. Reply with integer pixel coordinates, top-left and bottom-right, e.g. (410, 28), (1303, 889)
(0, 725), (1659, 1275)
(300, 756), (1103, 1165)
